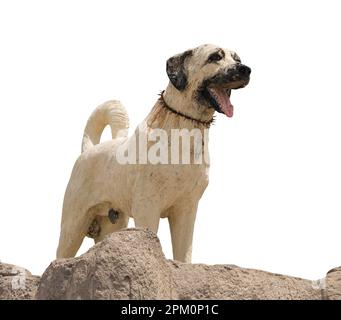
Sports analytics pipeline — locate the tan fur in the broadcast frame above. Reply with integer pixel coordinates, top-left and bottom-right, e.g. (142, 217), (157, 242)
(56, 44), (246, 262)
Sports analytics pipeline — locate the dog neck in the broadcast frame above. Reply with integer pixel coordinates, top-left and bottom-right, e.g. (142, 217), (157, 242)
(146, 85), (215, 130)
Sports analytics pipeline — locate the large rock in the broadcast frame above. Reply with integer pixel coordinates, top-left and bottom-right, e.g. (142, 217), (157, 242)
(325, 267), (341, 300)
(36, 229), (177, 299)
(36, 228), (329, 300)
(169, 261), (322, 300)
(0, 263), (40, 300)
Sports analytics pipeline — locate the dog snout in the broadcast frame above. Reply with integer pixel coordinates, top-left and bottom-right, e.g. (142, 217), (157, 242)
(236, 64), (251, 77)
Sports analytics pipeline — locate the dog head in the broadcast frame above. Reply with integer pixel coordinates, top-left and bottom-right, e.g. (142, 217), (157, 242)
(166, 44), (251, 118)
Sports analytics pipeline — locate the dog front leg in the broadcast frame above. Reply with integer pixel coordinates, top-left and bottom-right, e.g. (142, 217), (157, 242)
(168, 202), (198, 263)
(132, 201), (161, 234)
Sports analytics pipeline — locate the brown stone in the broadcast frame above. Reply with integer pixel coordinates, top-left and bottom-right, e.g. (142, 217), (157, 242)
(36, 229), (177, 300)
(2, 229), (338, 300)
(36, 228), (324, 300)
(169, 261), (321, 300)
(0, 263), (40, 300)
(325, 267), (341, 300)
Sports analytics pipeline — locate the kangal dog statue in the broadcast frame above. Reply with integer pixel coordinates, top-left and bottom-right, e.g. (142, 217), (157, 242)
(57, 44), (251, 262)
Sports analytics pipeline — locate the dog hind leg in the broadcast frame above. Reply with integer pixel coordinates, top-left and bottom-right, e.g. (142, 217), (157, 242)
(56, 207), (93, 259)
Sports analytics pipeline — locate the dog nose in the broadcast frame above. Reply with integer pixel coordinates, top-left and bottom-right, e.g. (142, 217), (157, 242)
(236, 64), (251, 76)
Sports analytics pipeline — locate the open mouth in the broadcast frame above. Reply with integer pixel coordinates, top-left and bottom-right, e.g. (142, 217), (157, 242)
(198, 63), (251, 118)
(203, 79), (249, 118)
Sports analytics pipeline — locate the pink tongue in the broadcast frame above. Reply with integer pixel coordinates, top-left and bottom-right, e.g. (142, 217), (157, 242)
(208, 88), (234, 117)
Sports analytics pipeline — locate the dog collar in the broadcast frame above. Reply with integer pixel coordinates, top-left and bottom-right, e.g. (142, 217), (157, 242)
(159, 91), (214, 128)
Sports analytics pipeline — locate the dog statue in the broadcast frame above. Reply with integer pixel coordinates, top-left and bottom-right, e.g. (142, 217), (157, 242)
(57, 44), (251, 262)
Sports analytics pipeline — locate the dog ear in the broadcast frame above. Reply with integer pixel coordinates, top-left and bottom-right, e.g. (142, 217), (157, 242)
(166, 50), (193, 91)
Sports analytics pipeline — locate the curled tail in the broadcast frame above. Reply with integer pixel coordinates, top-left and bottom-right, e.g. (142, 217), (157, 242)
(81, 100), (129, 153)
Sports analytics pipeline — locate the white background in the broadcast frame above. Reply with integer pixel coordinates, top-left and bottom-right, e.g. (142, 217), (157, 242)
(0, 0), (340, 280)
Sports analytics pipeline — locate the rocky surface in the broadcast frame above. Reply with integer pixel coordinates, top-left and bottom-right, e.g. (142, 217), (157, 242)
(1, 229), (340, 300)
(325, 267), (341, 300)
(0, 263), (40, 300)
(36, 229), (177, 299)
(169, 261), (322, 300)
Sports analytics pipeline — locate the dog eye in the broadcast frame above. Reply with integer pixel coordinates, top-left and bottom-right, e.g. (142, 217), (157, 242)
(231, 52), (241, 63)
(207, 52), (223, 63)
